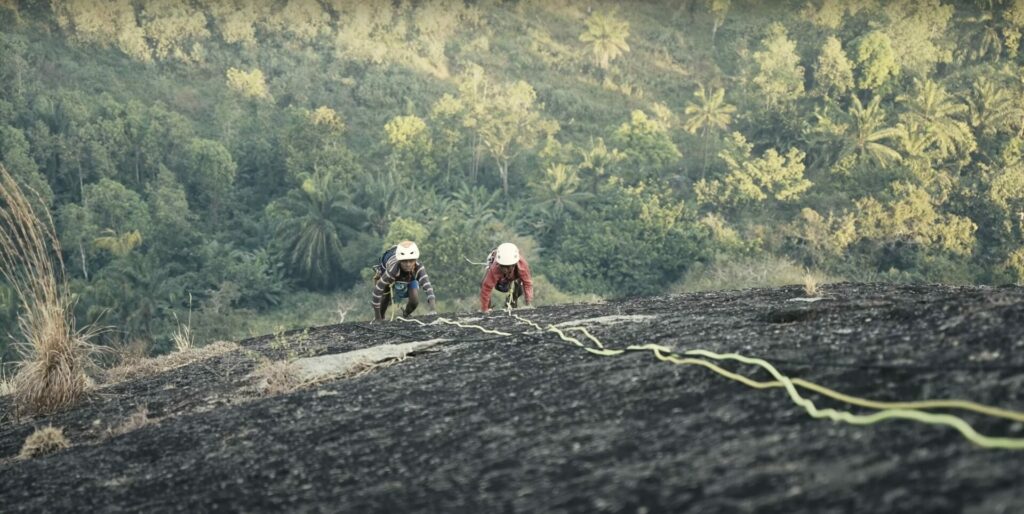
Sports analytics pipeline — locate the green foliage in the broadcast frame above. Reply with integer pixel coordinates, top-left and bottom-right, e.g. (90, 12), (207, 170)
(800, 0), (846, 30)
(226, 67), (271, 100)
(528, 273), (602, 307)
(0, 32), (28, 103)
(422, 217), (507, 300)
(183, 138), (236, 222)
(547, 181), (708, 297)
(61, 179), (152, 267)
(93, 229), (142, 257)
(854, 31), (899, 91)
(7, 0), (1024, 356)
(787, 207), (857, 266)
(610, 110), (681, 183)
(385, 115), (429, 150)
(696, 132), (810, 208)
(1003, 247), (1024, 284)
(197, 242), (287, 311)
(855, 182), (977, 257)
(0, 125), (52, 206)
(139, 0), (210, 64)
(384, 217), (430, 248)
(752, 23), (805, 108)
(457, 65), (550, 194)
(881, 0), (953, 76)
(814, 36), (854, 100)
(384, 114), (437, 179)
(577, 137), (624, 192)
(145, 167), (198, 263)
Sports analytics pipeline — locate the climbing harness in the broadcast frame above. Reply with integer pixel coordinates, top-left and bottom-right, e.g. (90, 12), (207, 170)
(392, 297), (1024, 450)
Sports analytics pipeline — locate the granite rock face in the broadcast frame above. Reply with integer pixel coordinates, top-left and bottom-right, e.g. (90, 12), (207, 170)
(2, 283), (1023, 513)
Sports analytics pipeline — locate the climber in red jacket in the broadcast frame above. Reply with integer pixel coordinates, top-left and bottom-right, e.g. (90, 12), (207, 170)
(480, 243), (533, 313)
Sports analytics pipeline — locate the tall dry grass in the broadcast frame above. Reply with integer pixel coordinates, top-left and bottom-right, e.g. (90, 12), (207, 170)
(674, 254), (839, 293)
(0, 164), (94, 415)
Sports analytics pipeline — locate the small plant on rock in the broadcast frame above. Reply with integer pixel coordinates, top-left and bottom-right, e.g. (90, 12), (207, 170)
(18, 425), (70, 459)
(107, 406), (150, 437)
(803, 273), (818, 297)
(253, 358), (303, 395)
(171, 293), (195, 353)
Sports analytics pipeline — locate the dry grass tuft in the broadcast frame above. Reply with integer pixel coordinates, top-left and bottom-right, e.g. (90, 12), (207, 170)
(113, 338), (151, 365)
(18, 425), (70, 459)
(107, 406), (150, 437)
(0, 364), (13, 396)
(103, 340), (237, 385)
(676, 255), (838, 294)
(171, 317), (194, 353)
(1, 165), (95, 416)
(803, 273), (819, 297)
(252, 358), (304, 395)
(171, 293), (194, 352)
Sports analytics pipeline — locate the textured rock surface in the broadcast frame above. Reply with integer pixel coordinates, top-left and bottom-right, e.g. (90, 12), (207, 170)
(2, 283), (1023, 513)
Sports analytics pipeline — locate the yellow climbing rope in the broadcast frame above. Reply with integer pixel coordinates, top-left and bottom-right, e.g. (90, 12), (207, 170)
(524, 319), (1024, 449)
(399, 314), (513, 336)
(679, 348), (1024, 449)
(393, 273), (1024, 448)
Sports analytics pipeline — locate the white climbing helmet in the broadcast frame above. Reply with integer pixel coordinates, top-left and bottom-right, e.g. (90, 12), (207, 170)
(396, 240), (420, 261)
(495, 243), (519, 266)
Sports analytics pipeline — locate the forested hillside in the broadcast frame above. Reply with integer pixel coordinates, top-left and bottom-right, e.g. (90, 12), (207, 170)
(2, 0), (1024, 357)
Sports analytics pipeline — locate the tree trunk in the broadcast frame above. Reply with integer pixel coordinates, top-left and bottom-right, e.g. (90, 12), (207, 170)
(79, 242), (89, 281)
(499, 160), (509, 196)
(471, 133), (481, 184)
(78, 162), (86, 207)
(701, 126), (710, 180)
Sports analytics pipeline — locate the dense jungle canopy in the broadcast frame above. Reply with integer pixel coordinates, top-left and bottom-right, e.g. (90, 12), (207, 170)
(2, 0), (1024, 356)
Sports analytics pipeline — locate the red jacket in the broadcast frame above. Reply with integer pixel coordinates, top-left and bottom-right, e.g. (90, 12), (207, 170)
(480, 258), (533, 312)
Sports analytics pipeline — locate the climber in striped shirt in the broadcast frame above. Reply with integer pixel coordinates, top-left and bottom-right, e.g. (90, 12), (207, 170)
(371, 240), (437, 321)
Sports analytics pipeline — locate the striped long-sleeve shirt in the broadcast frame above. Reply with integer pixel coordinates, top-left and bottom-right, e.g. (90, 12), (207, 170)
(371, 256), (436, 308)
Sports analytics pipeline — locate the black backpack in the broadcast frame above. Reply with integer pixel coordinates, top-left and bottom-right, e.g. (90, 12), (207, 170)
(373, 245), (397, 276)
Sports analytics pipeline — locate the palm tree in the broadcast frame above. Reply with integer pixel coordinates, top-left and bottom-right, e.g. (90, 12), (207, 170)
(270, 170), (365, 289)
(839, 95), (903, 170)
(957, 11), (1003, 63)
(966, 75), (1016, 137)
(898, 79), (975, 162)
(528, 164), (593, 223)
(92, 229), (142, 257)
(898, 120), (935, 164)
(450, 183), (501, 230)
(579, 12), (630, 72)
(683, 84), (736, 178)
(89, 252), (173, 344)
(578, 137), (624, 193)
(359, 169), (408, 237)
